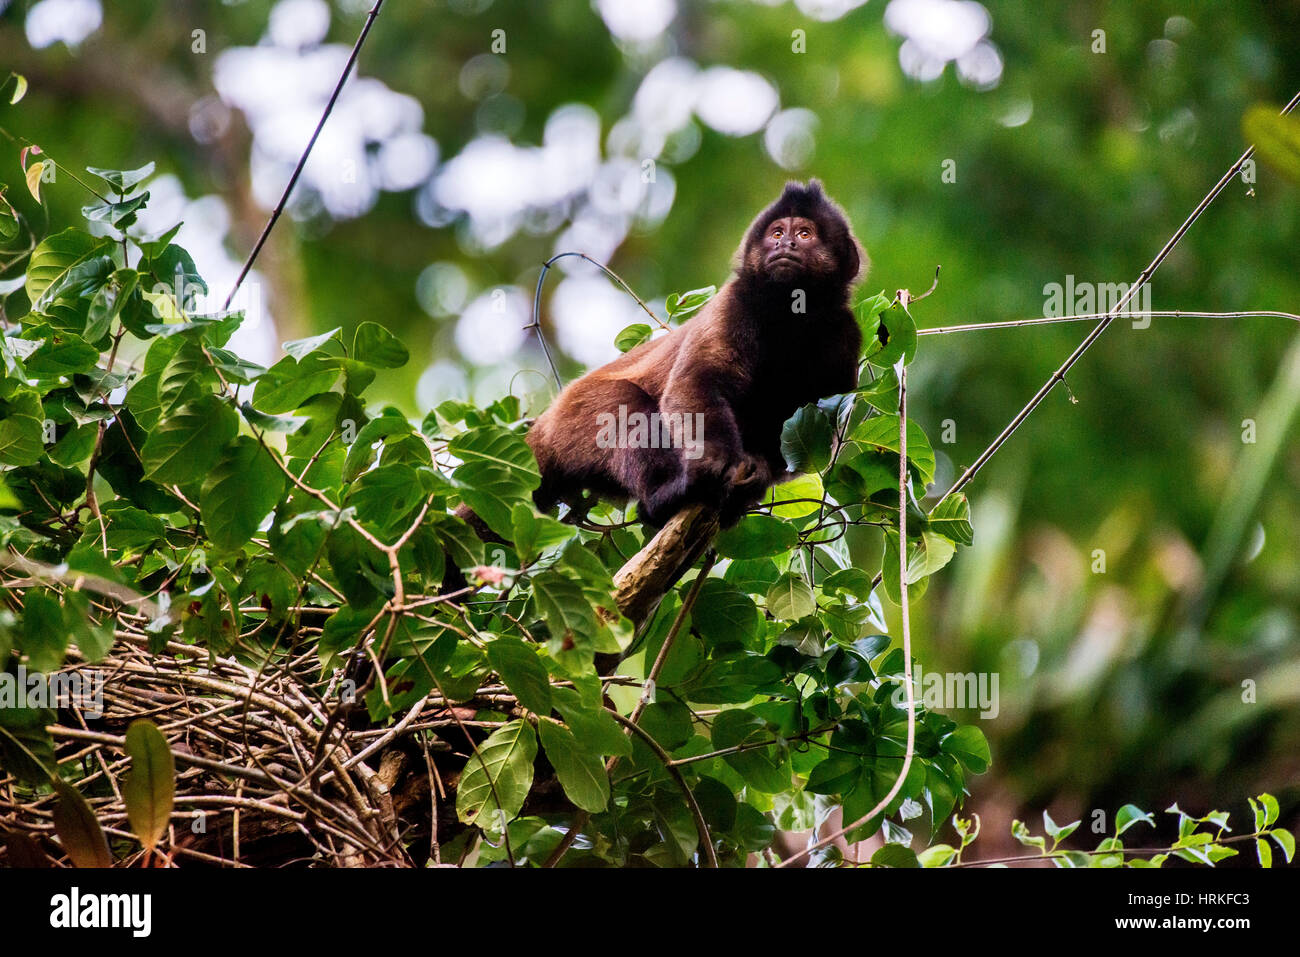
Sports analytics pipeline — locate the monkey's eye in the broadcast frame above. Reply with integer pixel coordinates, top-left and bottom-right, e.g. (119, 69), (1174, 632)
(771, 227), (784, 239)
(797, 228), (812, 239)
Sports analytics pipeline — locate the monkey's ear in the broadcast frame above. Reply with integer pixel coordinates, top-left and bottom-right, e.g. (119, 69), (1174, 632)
(843, 235), (867, 283)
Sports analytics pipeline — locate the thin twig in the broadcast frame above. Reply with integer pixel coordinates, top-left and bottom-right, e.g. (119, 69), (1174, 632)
(223, 0), (387, 310)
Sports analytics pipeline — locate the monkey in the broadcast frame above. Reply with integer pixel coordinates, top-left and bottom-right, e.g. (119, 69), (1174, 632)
(526, 179), (865, 529)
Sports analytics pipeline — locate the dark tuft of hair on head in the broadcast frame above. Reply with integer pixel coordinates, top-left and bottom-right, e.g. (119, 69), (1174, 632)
(741, 179), (865, 285)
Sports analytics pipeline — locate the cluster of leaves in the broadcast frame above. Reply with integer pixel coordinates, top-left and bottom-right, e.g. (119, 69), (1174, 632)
(0, 150), (995, 866)
(994, 795), (1296, 869)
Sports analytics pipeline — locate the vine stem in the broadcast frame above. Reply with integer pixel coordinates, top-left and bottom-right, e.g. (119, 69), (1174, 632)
(528, 250), (667, 391)
(919, 309), (1300, 336)
(779, 360), (917, 867)
(222, 0), (387, 311)
(936, 88), (1300, 505)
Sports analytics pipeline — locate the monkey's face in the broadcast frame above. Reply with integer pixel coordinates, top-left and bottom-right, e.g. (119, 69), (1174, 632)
(748, 215), (838, 284)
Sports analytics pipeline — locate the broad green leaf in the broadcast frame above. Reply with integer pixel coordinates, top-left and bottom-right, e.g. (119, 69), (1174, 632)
(86, 162), (156, 192)
(691, 579), (760, 647)
(141, 395), (238, 485)
(538, 718), (609, 813)
(201, 436), (286, 551)
(941, 725), (991, 774)
(455, 719), (537, 828)
(872, 843), (920, 867)
(353, 321), (409, 368)
(764, 471), (824, 518)
(780, 403), (833, 473)
(854, 414), (936, 486)
(122, 719), (175, 853)
(927, 494), (973, 547)
(766, 572), (815, 621)
(1116, 803), (1155, 835)
(1270, 828), (1295, 863)
(282, 327), (341, 360)
(0, 382), (45, 466)
(715, 514), (799, 559)
(25, 229), (108, 305)
(486, 637), (552, 714)
(252, 353), (342, 414)
(22, 589), (69, 673)
(614, 322), (652, 352)
(24, 336), (100, 377)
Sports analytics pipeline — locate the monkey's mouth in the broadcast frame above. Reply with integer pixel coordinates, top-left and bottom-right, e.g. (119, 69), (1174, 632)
(766, 253), (803, 274)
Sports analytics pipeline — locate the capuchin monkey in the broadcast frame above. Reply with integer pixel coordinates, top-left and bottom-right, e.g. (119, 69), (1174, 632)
(527, 179), (865, 528)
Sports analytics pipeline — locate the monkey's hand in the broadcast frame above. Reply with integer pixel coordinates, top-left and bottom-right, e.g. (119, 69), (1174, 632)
(720, 453), (774, 526)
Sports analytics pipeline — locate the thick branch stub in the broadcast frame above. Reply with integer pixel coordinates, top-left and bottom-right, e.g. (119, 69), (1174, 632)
(613, 504), (720, 623)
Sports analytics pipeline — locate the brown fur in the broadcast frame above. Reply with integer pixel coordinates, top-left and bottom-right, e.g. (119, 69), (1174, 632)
(528, 180), (865, 527)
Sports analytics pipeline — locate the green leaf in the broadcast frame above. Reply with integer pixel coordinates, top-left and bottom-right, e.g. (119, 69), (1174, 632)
(1115, 803), (1155, 835)
(1011, 819), (1046, 852)
(252, 353), (342, 414)
(1042, 810), (1080, 846)
(122, 719), (175, 853)
(665, 285), (715, 320)
(927, 494), (973, 547)
(201, 436), (286, 551)
(1257, 838), (1273, 868)
(0, 382), (45, 466)
(455, 719), (537, 828)
(918, 843), (958, 867)
(24, 336), (101, 377)
(691, 579), (760, 647)
(1269, 828), (1295, 863)
(353, 321), (409, 368)
(486, 637), (553, 714)
(530, 568), (599, 656)
(538, 718), (609, 813)
(715, 514), (799, 559)
(766, 572), (815, 621)
(638, 700), (694, 751)
(854, 414), (936, 486)
(86, 162), (156, 192)
(614, 322), (653, 352)
(283, 327), (341, 360)
(941, 725), (991, 774)
(780, 404), (833, 473)
(711, 708), (790, 793)
(763, 471), (824, 518)
(22, 589), (69, 673)
(1258, 792), (1280, 828)
(25, 229), (110, 305)
(53, 780), (113, 868)
(347, 463), (426, 536)
(450, 425), (541, 538)
(141, 395), (238, 485)
(8, 73), (27, 104)
(871, 843), (920, 867)
(551, 687), (631, 758)
(510, 503), (572, 563)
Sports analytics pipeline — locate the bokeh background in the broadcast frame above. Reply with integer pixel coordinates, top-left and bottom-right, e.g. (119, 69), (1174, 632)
(3, 0), (1298, 860)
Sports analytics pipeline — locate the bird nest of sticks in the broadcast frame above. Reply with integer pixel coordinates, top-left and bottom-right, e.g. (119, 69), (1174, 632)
(0, 504), (718, 867)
